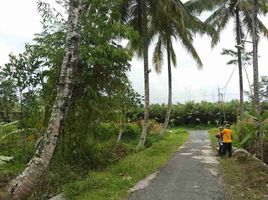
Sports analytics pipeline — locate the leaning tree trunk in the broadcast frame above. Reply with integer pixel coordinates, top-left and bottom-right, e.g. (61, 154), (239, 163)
(6, 0), (84, 199)
(252, 0), (263, 162)
(160, 40), (172, 136)
(235, 8), (244, 119)
(117, 106), (125, 143)
(138, 0), (149, 148)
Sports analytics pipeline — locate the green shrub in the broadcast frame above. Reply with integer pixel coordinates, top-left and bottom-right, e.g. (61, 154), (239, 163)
(262, 115), (268, 142)
(93, 123), (118, 141)
(234, 119), (257, 148)
(262, 110), (268, 120)
(144, 133), (161, 148)
(121, 123), (140, 142)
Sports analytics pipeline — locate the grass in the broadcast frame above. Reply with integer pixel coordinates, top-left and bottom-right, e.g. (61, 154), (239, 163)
(220, 158), (268, 200)
(209, 128), (268, 200)
(64, 129), (189, 200)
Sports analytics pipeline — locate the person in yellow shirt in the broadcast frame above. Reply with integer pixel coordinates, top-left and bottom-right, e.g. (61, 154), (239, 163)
(221, 124), (233, 157)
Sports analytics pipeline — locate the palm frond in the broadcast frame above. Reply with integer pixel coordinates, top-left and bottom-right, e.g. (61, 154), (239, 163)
(184, 0), (225, 15)
(208, 7), (231, 47)
(227, 59), (238, 65)
(177, 30), (203, 69)
(257, 0), (268, 15)
(127, 34), (143, 57)
(189, 16), (216, 37)
(233, 9), (245, 44)
(120, 0), (132, 23)
(170, 42), (177, 67)
(152, 37), (164, 73)
(165, 0), (192, 22)
(258, 19), (268, 38)
(205, 5), (228, 26)
(221, 48), (238, 57)
(128, 0), (143, 35)
(242, 9), (258, 40)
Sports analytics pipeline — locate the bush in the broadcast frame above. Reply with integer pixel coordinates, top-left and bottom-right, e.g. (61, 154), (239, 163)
(93, 123), (118, 141)
(233, 119), (256, 148)
(121, 123), (140, 142)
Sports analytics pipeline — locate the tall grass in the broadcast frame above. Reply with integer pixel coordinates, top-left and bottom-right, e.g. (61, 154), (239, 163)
(64, 129), (189, 200)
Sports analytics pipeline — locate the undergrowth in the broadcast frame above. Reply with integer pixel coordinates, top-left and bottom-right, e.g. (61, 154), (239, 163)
(64, 129), (189, 200)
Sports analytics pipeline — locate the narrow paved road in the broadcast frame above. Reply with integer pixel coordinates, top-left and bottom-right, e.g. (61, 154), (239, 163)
(128, 130), (225, 200)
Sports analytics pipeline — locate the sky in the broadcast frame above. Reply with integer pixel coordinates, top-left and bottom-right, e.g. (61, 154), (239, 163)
(0, 0), (268, 104)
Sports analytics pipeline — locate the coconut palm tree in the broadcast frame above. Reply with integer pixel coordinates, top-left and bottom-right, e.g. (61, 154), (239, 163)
(121, 0), (151, 147)
(186, 0), (268, 118)
(6, 0), (85, 199)
(230, 0), (267, 116)
(250, 0), (266, 162)
(122, 0), (215, 139)
(149, 0), (216, 136)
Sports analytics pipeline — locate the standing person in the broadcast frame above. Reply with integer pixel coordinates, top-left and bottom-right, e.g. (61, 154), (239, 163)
(215, 127), (223, 156)
(221, 124), (233, 158)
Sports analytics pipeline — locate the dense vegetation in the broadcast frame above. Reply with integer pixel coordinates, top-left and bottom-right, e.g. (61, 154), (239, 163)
(0, 0), (267, 199)
(209, 128), (268, 200)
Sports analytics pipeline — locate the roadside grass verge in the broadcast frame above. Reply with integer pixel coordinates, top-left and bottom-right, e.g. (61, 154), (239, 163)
(64, 129), (189, 200)
(220, 158), (268, 200)
(209, 128), (268, 200)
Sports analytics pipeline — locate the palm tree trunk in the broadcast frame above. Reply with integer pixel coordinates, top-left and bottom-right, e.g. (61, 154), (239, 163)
(252, 0), (263, 162)
(138, 0), (149, 147)
(160, 40), (172, 136)
(235, 8), (244, 118)
(252, 0), (259, 111)
(6, 1), (84, 199)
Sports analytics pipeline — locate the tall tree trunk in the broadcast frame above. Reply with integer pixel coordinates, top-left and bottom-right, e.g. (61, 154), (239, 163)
(252, 0), (263, 162)
(160, 40), (172, 136)
(252, 1), (259, 111)
(6, 0), (84, 199)
(235, 8), (244, 119)
(138, 0), (149, 148)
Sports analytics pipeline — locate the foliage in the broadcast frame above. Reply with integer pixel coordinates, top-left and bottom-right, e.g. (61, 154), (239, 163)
(0, 0), (141, 196)
(246, 76), (268, 104)
(63, 129), (188, 200)
(234, 115), (257, 147)
(120, 123), (141, 142)
(128, 101), (240, 126)
(189, 0), (268, 47)
(0, 70), (18, 122)
(221, 48), (253, 66)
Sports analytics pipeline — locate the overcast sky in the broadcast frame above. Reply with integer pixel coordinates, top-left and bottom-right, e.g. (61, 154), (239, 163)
(0, 0), (268, 104)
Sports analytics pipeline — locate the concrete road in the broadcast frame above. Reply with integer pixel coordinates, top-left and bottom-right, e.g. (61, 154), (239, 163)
(128, 130), (225, 200)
